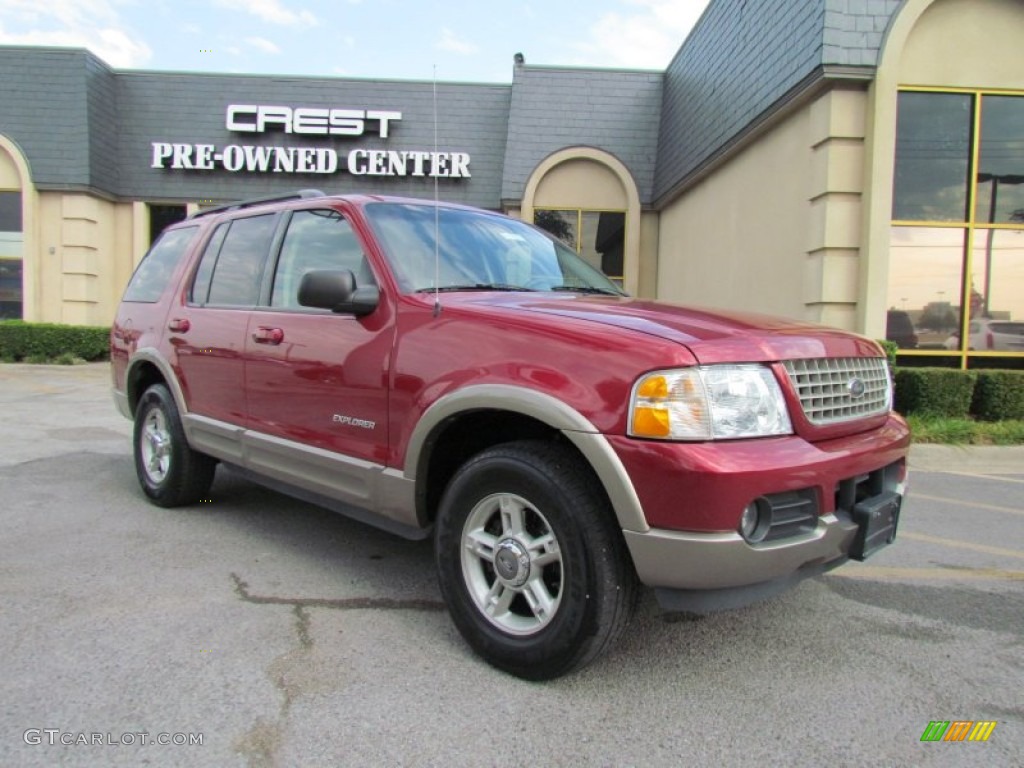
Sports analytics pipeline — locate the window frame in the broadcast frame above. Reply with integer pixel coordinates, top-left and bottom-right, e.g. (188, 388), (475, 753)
(268, 207), (376, 311)
(891, 86), (1024, 368)
(187, 212), (282, 309)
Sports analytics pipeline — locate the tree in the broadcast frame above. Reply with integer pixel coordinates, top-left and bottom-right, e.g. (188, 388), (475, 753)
(918, 304), (957, 333)
(533, 210), (575, 248)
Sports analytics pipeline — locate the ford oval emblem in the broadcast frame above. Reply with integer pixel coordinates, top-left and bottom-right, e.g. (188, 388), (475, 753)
(848, 377), (866, 398)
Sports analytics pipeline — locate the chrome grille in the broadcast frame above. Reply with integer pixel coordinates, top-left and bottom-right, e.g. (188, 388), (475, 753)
(782, 358), (891, 426)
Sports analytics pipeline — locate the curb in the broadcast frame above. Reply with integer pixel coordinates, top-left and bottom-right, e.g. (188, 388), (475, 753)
(909, 444), (1024, 474)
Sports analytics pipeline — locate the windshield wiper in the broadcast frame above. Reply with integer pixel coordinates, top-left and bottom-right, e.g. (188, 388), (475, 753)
(549, 285), (623, 296)
(416, 283), (537, 293)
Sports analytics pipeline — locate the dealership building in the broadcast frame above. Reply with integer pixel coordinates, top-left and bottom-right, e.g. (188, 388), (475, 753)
(0, 0), (1021, 367)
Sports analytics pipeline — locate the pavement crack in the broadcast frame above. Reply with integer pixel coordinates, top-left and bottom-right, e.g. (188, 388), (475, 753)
(230, 572), (444, 767)
(230, 572), (445, 612)
(293, 605), (312, 650)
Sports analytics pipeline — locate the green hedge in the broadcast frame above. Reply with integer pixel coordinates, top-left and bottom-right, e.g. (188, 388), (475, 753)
(894, 368), (978, 418)
(0, 321), (110, 362)
(894, 367), (1024, 421)
(972, 371), (1024, 422)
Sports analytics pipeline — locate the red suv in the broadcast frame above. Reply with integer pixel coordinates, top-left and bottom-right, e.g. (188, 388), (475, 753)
(112, 191), (909, 679)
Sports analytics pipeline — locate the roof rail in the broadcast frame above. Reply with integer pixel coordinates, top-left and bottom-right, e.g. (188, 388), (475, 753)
(189, 189), (327, 219)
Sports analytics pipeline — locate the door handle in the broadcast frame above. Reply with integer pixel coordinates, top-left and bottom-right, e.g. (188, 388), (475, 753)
(167, 318), (191, 333)
(252, 326), (285, 345)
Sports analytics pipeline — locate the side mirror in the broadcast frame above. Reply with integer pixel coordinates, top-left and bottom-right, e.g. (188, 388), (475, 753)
(298, 270), (379, 317)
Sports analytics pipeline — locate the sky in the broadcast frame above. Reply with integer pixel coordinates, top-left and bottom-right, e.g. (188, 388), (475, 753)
(0, 0), (712, 83)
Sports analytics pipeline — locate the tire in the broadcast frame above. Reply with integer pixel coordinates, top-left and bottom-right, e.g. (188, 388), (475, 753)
(133, 383), (216, 507)
(435, 440), (639, 680)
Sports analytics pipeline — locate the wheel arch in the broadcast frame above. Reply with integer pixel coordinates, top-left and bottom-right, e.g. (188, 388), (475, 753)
(125, 350), (188, 417)
(407, 385), (649, 533)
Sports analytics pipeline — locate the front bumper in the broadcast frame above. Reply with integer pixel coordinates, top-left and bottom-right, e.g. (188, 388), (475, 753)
(609, 414), (909, 607)
(624, 509), (859, 592)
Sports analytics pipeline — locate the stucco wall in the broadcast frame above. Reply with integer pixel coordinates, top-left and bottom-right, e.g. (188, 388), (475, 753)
(899, 0), (1024, 87)
(0, 145), (19, 188)
(33, 192), (136, 325)
(656, 86), (869, 328)
(532, 159), (626, 210)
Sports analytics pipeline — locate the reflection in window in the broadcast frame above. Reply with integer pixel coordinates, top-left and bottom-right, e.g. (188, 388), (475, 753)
(123, 226), (199, 303)
(534, 209), (625, 283)
(533, 210), (577, 250)
(969, 230), (1024, 348)
(190, 223), (229, 305)
(893, 92), (971, 223)
(272, 210), (373, 308)
(0, 190), (22, 319)
(365, 203), (622, 295)
(975, 96), (1024, 225)
(207, 214), (277, 306)
(887, 227), (964, 350)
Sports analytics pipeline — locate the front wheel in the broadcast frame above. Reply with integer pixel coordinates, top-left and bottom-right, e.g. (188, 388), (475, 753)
(435, 441), (638, 680)
(133, 383), (216, 507)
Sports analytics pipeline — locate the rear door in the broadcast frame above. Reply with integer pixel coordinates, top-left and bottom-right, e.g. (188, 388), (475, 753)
(173, 212), (280, 434)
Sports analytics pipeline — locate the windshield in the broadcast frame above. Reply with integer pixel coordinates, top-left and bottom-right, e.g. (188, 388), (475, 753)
(364, 202), (626, 296)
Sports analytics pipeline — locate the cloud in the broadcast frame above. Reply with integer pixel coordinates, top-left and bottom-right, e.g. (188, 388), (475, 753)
(246, 36), (280, 54)
(0, 0), (151, 67)
(436, 27), (478, 56)
(0, 25), (152, 67)
(0, 0), (120, 27)
(213, 0), (317, 27)
(573, 0), (711, 69)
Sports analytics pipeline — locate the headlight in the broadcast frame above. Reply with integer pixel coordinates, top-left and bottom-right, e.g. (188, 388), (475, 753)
(629, 365), (793, 440)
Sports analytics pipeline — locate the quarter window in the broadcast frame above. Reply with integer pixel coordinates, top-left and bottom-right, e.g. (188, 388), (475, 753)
(122, 226), (199, 303)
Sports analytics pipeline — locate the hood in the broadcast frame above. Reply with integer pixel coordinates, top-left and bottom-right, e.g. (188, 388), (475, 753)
(459, 293), (882, 364)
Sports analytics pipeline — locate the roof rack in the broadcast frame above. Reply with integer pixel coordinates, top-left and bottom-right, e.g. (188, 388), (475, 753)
(189, 189), (327, 219)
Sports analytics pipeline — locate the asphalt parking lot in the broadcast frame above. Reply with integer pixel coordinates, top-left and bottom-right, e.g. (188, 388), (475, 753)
(1, 363), (1022, 767)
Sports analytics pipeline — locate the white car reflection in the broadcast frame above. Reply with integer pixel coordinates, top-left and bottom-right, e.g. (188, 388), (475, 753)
(944, 319), (1024, 351)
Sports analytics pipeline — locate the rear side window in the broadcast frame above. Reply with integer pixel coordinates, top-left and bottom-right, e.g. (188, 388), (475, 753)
(189, 223), (229, 304)
(122, 226), (199, 303)
(196, 214), (277, 306)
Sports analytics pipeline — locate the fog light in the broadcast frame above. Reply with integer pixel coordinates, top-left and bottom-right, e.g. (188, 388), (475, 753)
(739, 499), (771, 544)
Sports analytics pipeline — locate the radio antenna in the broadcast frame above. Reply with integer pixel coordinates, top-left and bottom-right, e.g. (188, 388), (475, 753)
(432, 65), (442, 318)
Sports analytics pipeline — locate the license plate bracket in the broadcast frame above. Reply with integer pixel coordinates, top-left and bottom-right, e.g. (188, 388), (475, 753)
(850, 491), (901, 561)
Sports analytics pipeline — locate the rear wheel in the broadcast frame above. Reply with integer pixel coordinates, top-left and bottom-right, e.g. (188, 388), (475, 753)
(133, 383), (215, 507)
(435, 440), (638, 680)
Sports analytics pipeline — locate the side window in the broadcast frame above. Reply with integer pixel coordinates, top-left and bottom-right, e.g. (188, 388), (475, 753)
(123, 226), (199, 303)
(189, 223), (229, 304)
(205, 214), (277, 306)
(271, 209), (375, 309)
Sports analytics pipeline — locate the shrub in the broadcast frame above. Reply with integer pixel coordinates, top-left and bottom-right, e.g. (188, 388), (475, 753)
(971, 370), (1024, 422)
(0, 321), (110, 362)
(894, 367), (977, 418)
(876, 339), (898, 370)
